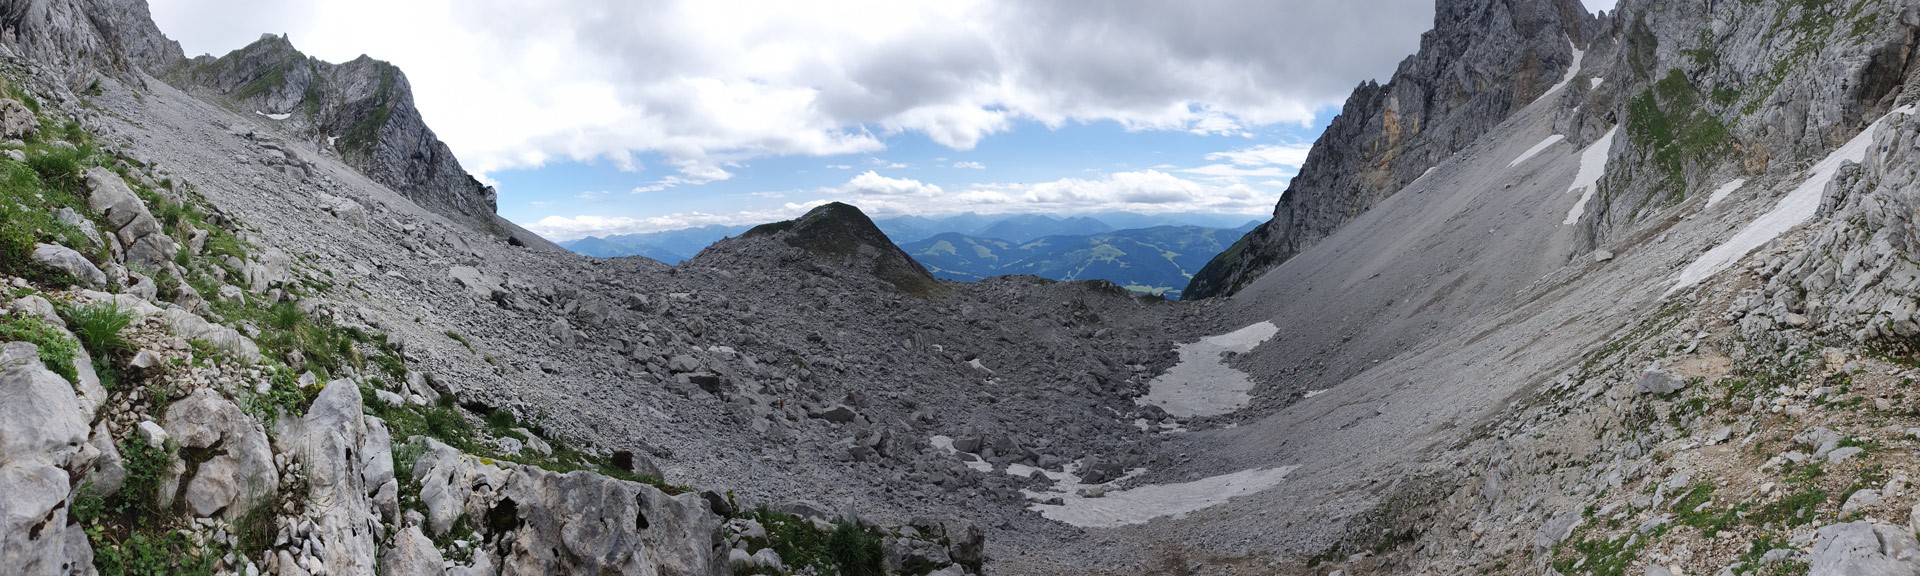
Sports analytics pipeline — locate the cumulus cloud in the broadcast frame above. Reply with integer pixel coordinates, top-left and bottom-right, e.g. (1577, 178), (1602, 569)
(150, 0), (1433, 179)
(952, 161), (986, 169)
(528, 202), (828, 240)
(823, 169), (1276, 218)
(1206, 143), (1313, 168)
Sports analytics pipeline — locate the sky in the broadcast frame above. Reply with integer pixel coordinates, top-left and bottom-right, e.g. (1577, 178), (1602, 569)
(150, 0), (1620, 241)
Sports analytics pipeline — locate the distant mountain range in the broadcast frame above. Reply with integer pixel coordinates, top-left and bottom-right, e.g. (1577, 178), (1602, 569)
(557, 224), (753, 263)
(557, 213), (1264, 296)
(900, 221), (1262, 299)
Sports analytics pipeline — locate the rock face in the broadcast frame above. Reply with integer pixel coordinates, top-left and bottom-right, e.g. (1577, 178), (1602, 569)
(0, 342), (94, 574)
(405, 438), (727, 575)
(1185, 0), (1593, 299)
(277, 380), (398, 576)
(159, 388), (278, 520)
(0, 0), (183, 86)
(1808, 521), (1920, 575)
(171, 34), (499, 228)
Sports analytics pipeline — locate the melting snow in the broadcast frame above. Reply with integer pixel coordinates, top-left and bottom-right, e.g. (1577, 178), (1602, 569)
(1563, 127), (1619, 225)
(1027, 466), (1299, 528)
(1704, 178), (1747, 208)
(255, 110), (292, 120)
(1137, 322), (1280, 418)
(1537, 38), (1584, 101)
(1510, 134), (1566, 167)
(1670, 106), (1915, 295)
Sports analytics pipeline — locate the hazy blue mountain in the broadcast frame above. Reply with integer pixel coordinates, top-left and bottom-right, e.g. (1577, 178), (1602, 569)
(976, 215), (1114, 243)
(558, 224), (752, 263)
(900, 222), (1261, 299)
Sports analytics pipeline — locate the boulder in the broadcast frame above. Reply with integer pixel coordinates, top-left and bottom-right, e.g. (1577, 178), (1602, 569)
(0, 98), (38, 140)
(0, 342), (94, 573)
(277, 380), (399, 575)
(809, 404), (858, 424)
(159, 307), (261, 361)
(30, 243), (105, 288)
(1808, 521), (1920, 575)
(83, 167), (176, 272)
(379, 525), (445, 576)
(159, 388), (278, 519)
(1635, 364), (1684, 395)
(411, 438), (728, 574)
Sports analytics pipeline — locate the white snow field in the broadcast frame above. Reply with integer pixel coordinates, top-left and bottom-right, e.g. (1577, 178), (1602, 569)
(1670, 105), (1915, 294)
(1704, 178), (1747, 208)
(1026, 465), (1300, 528)
(1509, 134), (1566, 167)
(1137, 321), (1281, 418)
(1563, 126), (1618, 225)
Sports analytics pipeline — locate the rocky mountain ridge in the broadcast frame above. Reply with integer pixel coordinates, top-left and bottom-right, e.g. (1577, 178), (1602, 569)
(17, 0), (1920, 574)
(1185, 0), (1595, 300)
(166, 34), (509, 233)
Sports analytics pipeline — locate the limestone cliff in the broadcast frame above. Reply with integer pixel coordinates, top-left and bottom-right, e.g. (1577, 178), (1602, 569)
(1185, 0), (1595, 300)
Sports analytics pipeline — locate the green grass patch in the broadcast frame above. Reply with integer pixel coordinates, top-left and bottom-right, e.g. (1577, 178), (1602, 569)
(0, 313), (80, 381)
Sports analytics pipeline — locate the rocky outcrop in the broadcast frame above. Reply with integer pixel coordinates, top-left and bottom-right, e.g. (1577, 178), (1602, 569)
(1185, 0), (1594, 299)
(402, 437), (727, 575)
(172, 35), (499, 229)
(710, 202), (945, 296)
(159, 388), (278, 520)
(0, 342), (95, 575)
(0, 0), (183, 87)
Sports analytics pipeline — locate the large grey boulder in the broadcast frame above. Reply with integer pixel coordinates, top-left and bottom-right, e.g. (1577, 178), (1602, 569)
(409, 437), (727, 574)
(277, 379), (399, 576)
(379, 525), (445, 576)
(1809, 521), (1920, 575)
(83, 167), (177, 273)
(159, 307), (261, 361)
(30, 243), (105, 288)
(158, 388), (277, 519)
(0, 342), (94, 574)
(1635, 365), (1685, 395)
(0, 99), (38, 140)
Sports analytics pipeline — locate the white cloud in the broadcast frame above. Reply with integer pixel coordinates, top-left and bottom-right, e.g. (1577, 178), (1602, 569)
(952, 161), (986, 169)
(150, 0), (1433, 180)
(826, 164), (854, 170)
(528, 202), (828, 240)
(575, 190), (609, 201)
(819, 169), (1275, 217)
(1205, 143), (1313, 168)
(843, 171), (944, 196)
(1180, 164), (1296, 178)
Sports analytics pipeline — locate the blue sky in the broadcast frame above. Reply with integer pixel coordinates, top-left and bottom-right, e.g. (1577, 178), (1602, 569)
(151, 0), (1618, 241)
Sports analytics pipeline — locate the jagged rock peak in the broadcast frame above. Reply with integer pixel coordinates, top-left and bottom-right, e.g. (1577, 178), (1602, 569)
(172, 33), (499, 229)
(1184, 0), (1594, 300)
(738, 202), (945, 296)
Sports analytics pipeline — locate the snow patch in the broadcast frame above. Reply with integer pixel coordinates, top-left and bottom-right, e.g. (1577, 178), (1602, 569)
(255, 110), (292, 121)
(1590, 77), (1605, 89)
(1704, 178), (1747, 209)
(1510, 134), (1566, 167)
(1537, 38), (1584, 102)
(1563, 126), (1619, 225)
(1669, 106), (1915, 295)
(1137, 321), (1280, 418)
(1027, 466), (1299, 528)
(1303, 389), (1328, 399)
